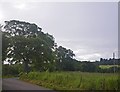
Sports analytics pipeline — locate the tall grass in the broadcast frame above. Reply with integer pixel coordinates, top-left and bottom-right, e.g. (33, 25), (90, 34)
(20, 71), (119, 90)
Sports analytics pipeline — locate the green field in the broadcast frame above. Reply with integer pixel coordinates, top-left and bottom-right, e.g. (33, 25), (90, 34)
(20, 71), (119, 91)
(99, 65), (119, 69)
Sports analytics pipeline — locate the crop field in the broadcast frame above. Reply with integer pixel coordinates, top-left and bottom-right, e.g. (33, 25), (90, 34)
(99, 65), (119, 69)
(20, 71), (119, 91)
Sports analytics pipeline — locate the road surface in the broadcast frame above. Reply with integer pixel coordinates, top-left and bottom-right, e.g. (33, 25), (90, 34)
(2, 78), (55, 91)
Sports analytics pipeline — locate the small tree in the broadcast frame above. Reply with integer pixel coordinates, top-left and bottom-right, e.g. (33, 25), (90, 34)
(55, 46), (75, 71)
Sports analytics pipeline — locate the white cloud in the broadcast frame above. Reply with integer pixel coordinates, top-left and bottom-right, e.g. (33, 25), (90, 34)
(76, 53), (101, 61)
(0, 14), (4, 21)
(1, 0), (119, 2)
(56, 38), (118, 61)
(13, 2), (27, 10)
(0, 3), (6, 19)
(14, 3), (26, 10)
(0, 8), (5, 24)
(73, 48), (102, 61)
(74, 49), (87, 54)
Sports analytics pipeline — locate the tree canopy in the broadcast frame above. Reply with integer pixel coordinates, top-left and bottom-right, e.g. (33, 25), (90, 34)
(2, 20), (75, 73)
(2, 20), (56, 73)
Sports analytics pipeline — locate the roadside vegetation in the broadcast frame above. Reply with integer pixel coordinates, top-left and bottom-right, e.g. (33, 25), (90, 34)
(19, 71), (119, 91)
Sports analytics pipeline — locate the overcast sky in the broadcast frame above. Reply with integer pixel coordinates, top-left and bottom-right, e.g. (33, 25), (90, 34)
(0, 1), (118, 61)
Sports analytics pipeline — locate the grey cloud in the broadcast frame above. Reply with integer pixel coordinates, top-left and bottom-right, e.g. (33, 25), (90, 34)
(0, 2), (118, 61)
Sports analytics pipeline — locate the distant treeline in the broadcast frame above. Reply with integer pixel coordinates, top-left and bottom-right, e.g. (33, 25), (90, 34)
(61, 59), (120, 73)
(3, 58), (120, 76)
(97, 58), (120, 65)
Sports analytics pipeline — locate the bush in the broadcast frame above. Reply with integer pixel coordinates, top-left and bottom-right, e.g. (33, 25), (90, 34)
(2, 64), (24, 76)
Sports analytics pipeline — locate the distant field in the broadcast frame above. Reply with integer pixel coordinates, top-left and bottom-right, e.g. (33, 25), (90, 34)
(20, 71), (119, 91)
(99, 65), (119, 69)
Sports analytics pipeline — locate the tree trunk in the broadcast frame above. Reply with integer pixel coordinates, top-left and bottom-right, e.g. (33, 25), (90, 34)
(24, 61), (29, 73)
(23, 57), (29, 73)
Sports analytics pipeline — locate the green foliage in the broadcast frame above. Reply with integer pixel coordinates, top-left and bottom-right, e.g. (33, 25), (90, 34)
(98, 66), (120, 73)
(80, 62), (99, 72)
(20, 71), (119, 90)
(2, 20), (56, 73)
(2, 64), (24, 76)
(55, 46), (75, 71)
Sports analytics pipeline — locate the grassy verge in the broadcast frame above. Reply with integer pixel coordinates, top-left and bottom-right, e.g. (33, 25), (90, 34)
(19, 71), (119, 91)
(2, 74), (18, 78)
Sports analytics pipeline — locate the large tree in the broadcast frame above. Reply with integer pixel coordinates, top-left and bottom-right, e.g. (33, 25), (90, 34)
(2, 20), (56, 73)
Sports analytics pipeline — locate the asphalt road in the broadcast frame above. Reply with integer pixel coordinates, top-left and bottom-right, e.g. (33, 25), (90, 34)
(2, 78), (55, 91)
